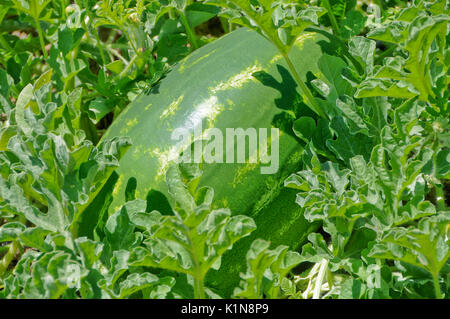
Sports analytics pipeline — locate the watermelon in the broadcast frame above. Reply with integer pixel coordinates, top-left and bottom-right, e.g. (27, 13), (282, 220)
(101, 27), (329, 296)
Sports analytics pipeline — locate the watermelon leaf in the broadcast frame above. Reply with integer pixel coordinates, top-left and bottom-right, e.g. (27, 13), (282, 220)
(129, 163), (256, 298)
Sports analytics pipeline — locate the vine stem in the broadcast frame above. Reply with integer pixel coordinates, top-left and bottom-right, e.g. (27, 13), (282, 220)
(432, 274), (442, 299)
(179, 11), (198, 51)
(283, 53), (328, 120)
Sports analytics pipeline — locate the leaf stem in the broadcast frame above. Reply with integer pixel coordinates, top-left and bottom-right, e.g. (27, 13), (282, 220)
(84, 3), (107, 66)
(312, 258), (328, 299)
(432, 274), (442, 299)
(60, 0), (67, 19)
(179, 11), (198, 51)
(435, 182), (446, 211)
(373, 0), (385, 16)
(374, 44), (396, 65)
(118, 53), (138, 79)
(106, 47), (128, 64)
(219, 17), (231, 34)
(122, 28), (139, 56)
(93, 28), (107, 65)
(0, 34), (12, 51)
(185, 220), (206, 299)
(433, 135), (446, 211)
(34, 19), (48, 60)
(322, 0), (341, 37)
(0, 240), (21, 277)
(193, 275), (206, 299)
(283, 54), (328, 119)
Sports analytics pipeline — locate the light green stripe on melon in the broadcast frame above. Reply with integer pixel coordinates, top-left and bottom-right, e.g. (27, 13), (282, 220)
(160, 95), (184, 120)
(102, 27), (331, 296)
(209, 64), (263, 94)
(179, 48), (217, 73)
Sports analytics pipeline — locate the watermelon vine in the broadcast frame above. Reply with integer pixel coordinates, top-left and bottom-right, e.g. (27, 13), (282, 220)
(0, 0), (448, 300)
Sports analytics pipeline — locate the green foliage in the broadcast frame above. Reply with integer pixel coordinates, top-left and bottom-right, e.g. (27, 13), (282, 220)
(0, 207), (176, 298)
(0, 0), (224, 135)
(128, 163), (256, 298)
(0, 80), (131, 233)
(284, 0), (449, 299)
(369, 213), (450, 298)
(359, 3), (449, 102)
(0, 139), (255, 298)
(0, 0), (449, 300)
(233, 239), (302, 299)
(207, 0), (325, 54)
